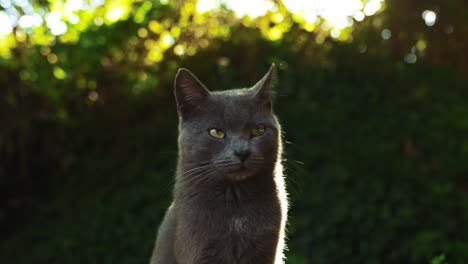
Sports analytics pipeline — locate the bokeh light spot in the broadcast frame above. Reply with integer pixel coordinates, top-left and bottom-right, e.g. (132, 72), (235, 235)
(88, 80), (97, 89)
(416, 39), (427, 51)
(186, 46), (196, 56)
(0, 11), (13, 35)
(404, 53), (417, 64)
(106, 6), (126, 22)
(15, 30), (28, 43)
(422, 10), (437, 27)
(268, 27), (283, 41)
(0, 0), (389, 59)
(138, 28), (148, 38)
(40, 46), (51, 56)
(160, 31), (175, 48)
(53, 67), (67, 79)
(149, 20), (163, 33)
(46, 11), (67, 35)
(381, 29), (391, 40)
(364, 0), (382, 16)
(47, 53), (58, 64)
(272, 13), (284, 24)
(444, 24), (454, 34)
(330, 28), (340, 39)
(196, 0), (220, 13)
(354, 11), (365, 22)
(94, 17), (104, 26)
(88, 91), (99, 102)
(199, 39), (209, 48)
(148, 48), (163, 62)
(173, 44), (185, 56)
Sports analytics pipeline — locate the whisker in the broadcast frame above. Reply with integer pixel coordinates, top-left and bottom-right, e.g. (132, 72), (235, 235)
(179, 167), (219, 188)
(178, 166), (212, 181)
(281, 159), (306, 198)
(182, 160), (213, 168)
(177, 158), (234, 187)
(188, 167), (219, 186)
(180, 163), (214, 175)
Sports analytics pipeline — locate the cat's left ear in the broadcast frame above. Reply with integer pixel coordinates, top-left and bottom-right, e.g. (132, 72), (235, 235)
(252, 63), (276, 110)
(174, 68), (210, 119)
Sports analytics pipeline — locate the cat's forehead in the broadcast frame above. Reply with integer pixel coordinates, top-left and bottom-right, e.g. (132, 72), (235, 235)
(203, 89), (263, 124)
(211, 89), (252, 109)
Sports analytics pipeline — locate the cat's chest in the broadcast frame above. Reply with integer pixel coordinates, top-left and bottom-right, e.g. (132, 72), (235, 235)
(198, 209), (279, 264)
(229, 215), (249, 233)
(196, 201), (272, 235)
(184, 184), (280, 234)
(222, 202), (279, 236)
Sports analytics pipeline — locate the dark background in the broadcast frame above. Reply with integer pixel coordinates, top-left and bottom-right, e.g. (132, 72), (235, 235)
(1, 0), (468, 263)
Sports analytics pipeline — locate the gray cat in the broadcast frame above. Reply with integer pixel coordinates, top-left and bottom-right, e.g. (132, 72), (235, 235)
(150, 64), (288, 264)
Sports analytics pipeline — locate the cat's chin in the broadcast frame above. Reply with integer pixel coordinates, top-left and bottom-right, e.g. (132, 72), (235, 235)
(227, 168), (256, 182)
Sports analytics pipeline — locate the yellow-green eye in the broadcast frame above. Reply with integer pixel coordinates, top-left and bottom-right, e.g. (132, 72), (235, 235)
(209, 128), (225, 139)
(252, 124), (266, 137)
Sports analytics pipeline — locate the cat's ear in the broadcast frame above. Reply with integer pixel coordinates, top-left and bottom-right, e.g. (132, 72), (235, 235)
(174, 68), (210, 118)
(251, 63), (276, 110)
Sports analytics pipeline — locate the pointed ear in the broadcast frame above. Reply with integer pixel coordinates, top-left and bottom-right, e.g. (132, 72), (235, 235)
(251, 63), (276, 110)
(174, 68), (210, 118)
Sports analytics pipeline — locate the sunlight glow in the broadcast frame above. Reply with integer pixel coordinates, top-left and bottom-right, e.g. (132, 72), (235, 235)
(0, 0), (12, 9)
(160, 31), (175, 48)
(353, 11), (365, 22)
(46, 11), (67, 35)
(225, 0), (275, 18)
(330, 28), (340, 38)
(196, 0), (275, 18)
(363, 0), (382, 16)
(106, 6), (126, 22)
(196, 0), (220, 13)
(0, 11), (13, 35)
(4, 6), (19, 28)
(283, 0), (371, 29)
(12, 0), (28, 8)
(64, 0), (86, 11)
(18, 14), (43, 28)
(0, 0), (388, 59)
(68, 14), (79, 24)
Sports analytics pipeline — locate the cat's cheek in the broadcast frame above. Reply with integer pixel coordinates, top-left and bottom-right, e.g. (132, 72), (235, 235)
(205, 139), (228, 158)
(251, 140), (278, 164)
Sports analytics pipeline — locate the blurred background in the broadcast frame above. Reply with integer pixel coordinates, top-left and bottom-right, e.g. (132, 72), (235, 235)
(1, 0), (468, 263)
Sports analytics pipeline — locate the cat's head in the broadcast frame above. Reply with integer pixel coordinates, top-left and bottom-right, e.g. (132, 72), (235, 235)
(174, 64), (280, 183)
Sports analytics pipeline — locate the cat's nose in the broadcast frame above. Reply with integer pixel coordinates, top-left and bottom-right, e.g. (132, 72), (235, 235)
(234, 149), (251, 162)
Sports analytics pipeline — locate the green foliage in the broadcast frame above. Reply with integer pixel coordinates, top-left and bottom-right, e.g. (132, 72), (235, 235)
(430, 254), (446, 264)
(1, 0), (468, 263)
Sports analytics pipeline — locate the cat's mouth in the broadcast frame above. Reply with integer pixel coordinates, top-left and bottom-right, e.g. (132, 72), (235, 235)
(227, 165), (255, 182)
(230, 171), (250, 181)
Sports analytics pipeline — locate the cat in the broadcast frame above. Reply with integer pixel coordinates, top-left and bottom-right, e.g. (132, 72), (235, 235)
(150, 64), (288, 264)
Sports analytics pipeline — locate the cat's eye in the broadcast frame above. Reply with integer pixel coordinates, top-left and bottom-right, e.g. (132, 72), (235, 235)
(251, 124), (266, 137)
(209, 128), (225, 139)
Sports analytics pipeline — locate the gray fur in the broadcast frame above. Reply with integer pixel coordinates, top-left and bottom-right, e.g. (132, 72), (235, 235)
(150, 64), (288, 264)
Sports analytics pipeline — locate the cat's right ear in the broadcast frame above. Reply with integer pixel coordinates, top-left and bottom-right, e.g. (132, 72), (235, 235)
(174, 68), (210, 118)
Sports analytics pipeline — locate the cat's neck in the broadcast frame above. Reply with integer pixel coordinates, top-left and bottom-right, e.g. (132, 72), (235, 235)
(174, 166), (278, 205)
